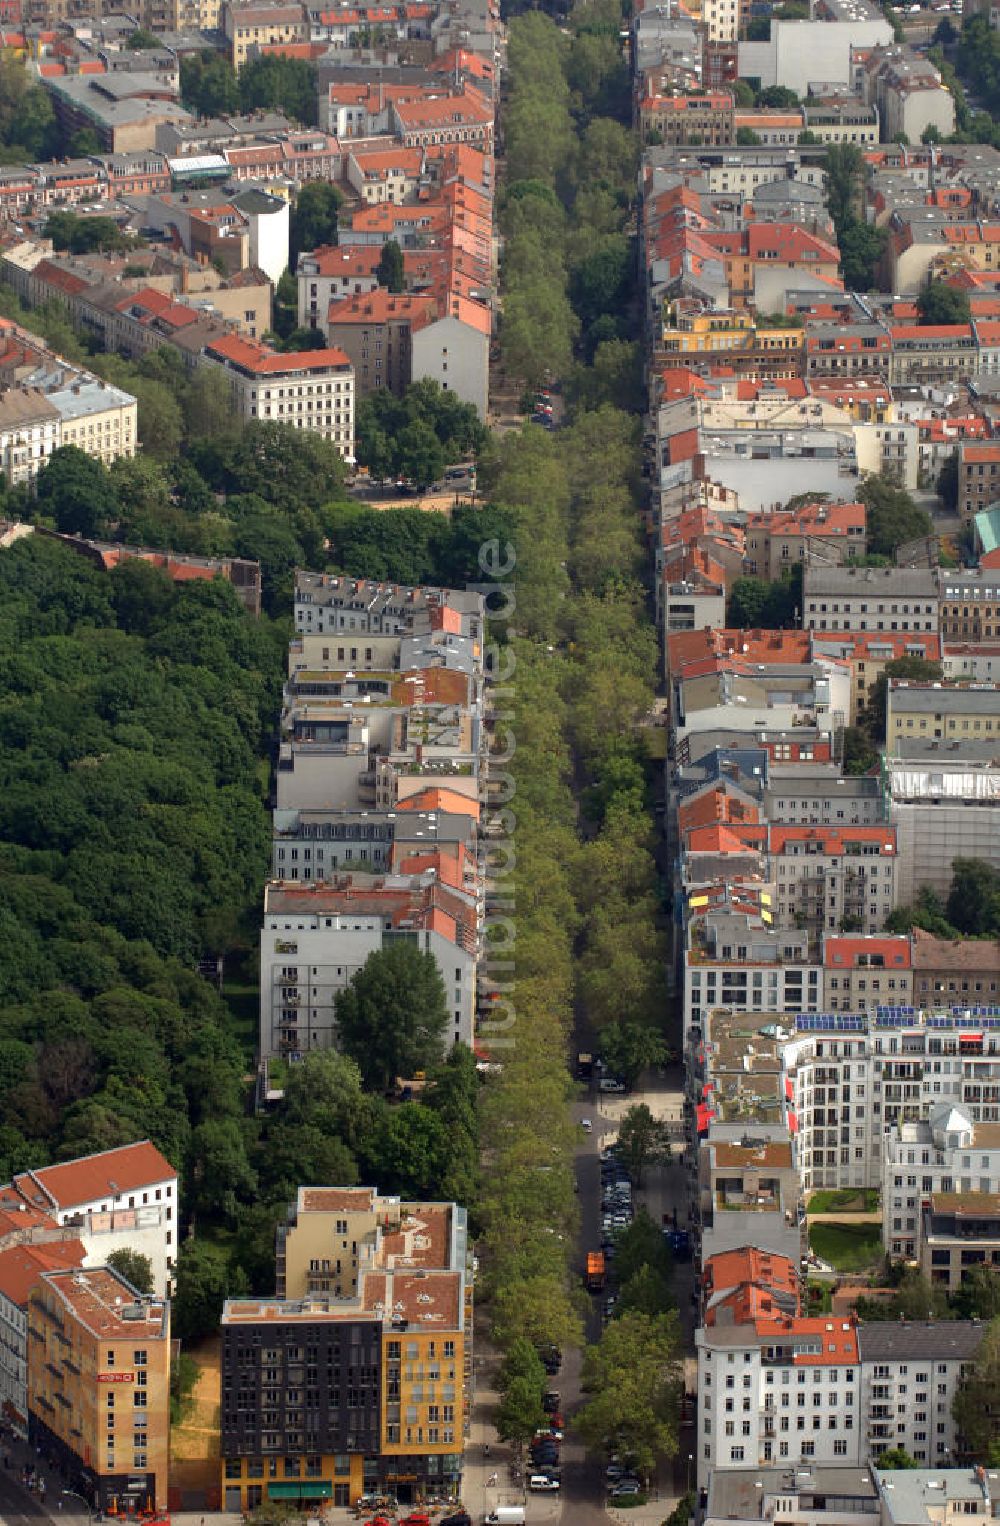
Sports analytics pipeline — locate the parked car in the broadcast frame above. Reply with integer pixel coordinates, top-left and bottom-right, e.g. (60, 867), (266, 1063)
(529, 1476), (560, 1492)
(580, 1117), (593, 1133)
(599, 1077), (627, 1093)
(611, 1480), (642, 1498)
(538, 1344), (561, 1374)
(542, 1392), (561, 1413)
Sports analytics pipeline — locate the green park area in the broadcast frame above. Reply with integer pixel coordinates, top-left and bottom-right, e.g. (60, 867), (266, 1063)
(807, 1189), (879, 1214)
(808, 1221), (883, 1272)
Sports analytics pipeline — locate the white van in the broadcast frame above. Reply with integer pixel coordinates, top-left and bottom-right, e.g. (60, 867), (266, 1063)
(485, 1510), (526, 1526)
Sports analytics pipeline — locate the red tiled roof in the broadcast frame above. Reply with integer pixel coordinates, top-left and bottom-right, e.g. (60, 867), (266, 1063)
(0, 1240), (86, 1310)
(206, 334), (350, 374)
(12, 1142), (175, 1211)
(823, 934), (911, 969)
(769, 825), (897, 856)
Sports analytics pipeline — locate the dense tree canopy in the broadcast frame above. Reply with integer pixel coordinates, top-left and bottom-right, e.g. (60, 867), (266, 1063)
(917, 279), (971, 326)
(335, 944), (450, 1091)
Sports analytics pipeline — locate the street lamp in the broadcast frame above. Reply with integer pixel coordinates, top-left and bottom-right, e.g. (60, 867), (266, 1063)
(686, 1454), (693, 1495)
(62, 1488), (95, 1521)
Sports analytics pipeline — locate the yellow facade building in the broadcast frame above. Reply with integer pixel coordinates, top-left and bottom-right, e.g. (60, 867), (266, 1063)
(28, 1266), (170, 1515)
(220, 1187), (471, 1511)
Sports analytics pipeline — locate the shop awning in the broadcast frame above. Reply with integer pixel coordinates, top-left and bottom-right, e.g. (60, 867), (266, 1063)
(695, 1103), (715, 1133)
(268, 1482), (333, 1499)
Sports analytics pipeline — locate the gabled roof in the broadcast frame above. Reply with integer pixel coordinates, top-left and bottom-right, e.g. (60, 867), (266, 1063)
(10, 1141), (176, 1211)
(0, 1239), (87, 1310)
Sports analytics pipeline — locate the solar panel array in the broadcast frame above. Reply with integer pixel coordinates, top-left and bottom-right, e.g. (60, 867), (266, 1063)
(793, 1006), (1000, 1034)
(795, 1013), (865, 1032)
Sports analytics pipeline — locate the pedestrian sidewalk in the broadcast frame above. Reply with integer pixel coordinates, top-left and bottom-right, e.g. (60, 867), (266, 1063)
(0, 1425), (88, 1520)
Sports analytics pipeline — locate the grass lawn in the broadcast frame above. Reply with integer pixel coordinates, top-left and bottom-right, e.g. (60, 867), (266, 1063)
(809, 1220), (882, 1272)
(807, 1188), (879, 1214)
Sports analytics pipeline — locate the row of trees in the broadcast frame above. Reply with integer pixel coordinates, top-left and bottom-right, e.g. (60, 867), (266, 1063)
(499, 8), (639, 387)
(483, 6), (675, 1466)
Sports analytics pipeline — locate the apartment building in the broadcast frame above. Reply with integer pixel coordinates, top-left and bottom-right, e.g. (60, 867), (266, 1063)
(0, 323), (137, 487)
(271, 805), (476, 880)
(695, 1314), (861, 1486)
(293, 575), (483, 641)
(921, 1193), (1000, 1291)
(324, 289), (440, 399)
(223, 0), (309, 66)
(801, 100), (880, 144)
(911, 930), (1000, 1010)
(742, 502), (866, 581)
(0, 389), (60, 487)
(768, 825), (898, 940)
(259, 877), (478, 1057)
(762, 771), (884, 828)
(857, 1322), (982, 1465)
(684, 911), (823, 1039)
(640, 92), (735, 147)
(882, 1103), (1000, 1261)
(811, 631), (942, 724)
(697, 1130), (804, 1265)
(886, 680), (1000, 747)
(204, 336), (355, 459)
(297, 246), (382, 331)
(49, 377), (138, 467)
(0, 1241), (86, 1439)
(701, 1246), (800, 1326)
(958, 441), (1000, 524)
(785, 1009), (1000, 1195)
(939, 571), (1000, 645)
(5, 1142), (179, 1296)
(888, 325), (978, 387)
(802, 566), (940, 633)
(28, 1266), (170, 1513)
(823, 935), (913, 1013)
(220, 1185), (471, 1510)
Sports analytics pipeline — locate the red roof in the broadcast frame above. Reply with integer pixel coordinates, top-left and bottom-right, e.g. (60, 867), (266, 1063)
(206, 334), (350, 374)
(768, 825), (896, 856)
(0, 1240), (86, 1310)
(812, 629), (940, 663)
(11, 1141), (176, 1211)
(823, 935), (911, 969)
(891, 324), (973, 341)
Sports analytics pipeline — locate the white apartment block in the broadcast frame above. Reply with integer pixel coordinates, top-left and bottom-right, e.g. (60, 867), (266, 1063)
(5, 1142), (178, 1296)
(204, 335), (355, 460)
(696, 1319), (861, 1488)
(259, 879), (478, 1058)
(696, 1316), (982, 1489)
(783, 1011), (1000, 1193)
(882, 1103), (1000, 1260)
(858, 1322), (983, 1465)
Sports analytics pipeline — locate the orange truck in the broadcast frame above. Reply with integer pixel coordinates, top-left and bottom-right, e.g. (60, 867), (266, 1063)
(586, 1251), (605, 1292)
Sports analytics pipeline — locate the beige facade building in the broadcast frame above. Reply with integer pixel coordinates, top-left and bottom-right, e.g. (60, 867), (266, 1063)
(886, 679), (1000, 747)
(28, 1266), (170, 1515)
(223, 0), (309, 67)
